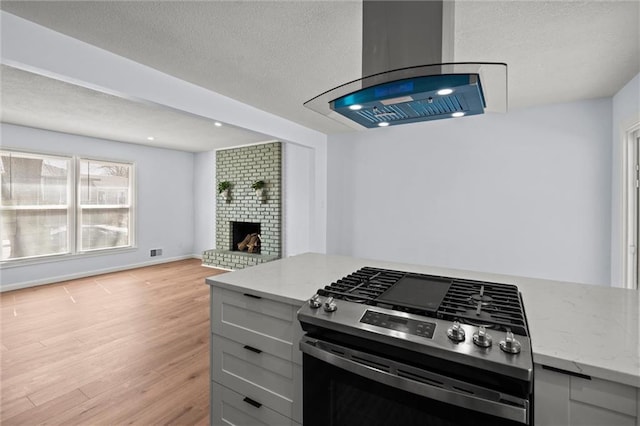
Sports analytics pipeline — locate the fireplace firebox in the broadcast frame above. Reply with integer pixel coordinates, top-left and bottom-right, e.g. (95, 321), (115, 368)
(231, 221), (261, 253)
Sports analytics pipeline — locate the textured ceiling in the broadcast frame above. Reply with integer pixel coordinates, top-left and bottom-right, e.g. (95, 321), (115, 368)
(0, 65), (273, 152)
(1, 0), (638, 147)
(1, 0), (362, 136)
(454, 1), (639, 110)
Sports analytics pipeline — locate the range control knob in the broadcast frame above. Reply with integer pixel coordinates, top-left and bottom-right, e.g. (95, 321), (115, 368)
(323, 296), (337, 313)
(447, 321), (466, 342)
(473, 326), (493, 348)
(499, 331), (522, 354)
(308, 294), (322, 309)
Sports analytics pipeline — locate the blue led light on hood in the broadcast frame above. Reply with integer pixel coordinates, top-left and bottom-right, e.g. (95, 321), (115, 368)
(331, 74), (485, 128)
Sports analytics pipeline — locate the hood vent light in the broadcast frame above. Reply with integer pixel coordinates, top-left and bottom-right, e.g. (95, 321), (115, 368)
(330, 73), (488, 128)
(304, 1), (507, 130)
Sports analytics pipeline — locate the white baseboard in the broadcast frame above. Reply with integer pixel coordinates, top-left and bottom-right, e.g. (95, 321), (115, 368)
(0, 254), (202, 293)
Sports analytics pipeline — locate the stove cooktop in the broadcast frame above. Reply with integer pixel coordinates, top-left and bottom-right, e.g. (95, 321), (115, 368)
(316, 266), (529, 336)
(299, 266), (534, 382)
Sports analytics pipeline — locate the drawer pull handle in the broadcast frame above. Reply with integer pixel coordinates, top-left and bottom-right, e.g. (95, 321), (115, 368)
(243, 345), (263, 354)
(243, 293), (262, 300)
(243, 396), (262, 409)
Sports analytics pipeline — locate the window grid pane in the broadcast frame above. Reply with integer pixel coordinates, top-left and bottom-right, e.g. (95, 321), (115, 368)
(80, 208), (130, 251)
(80, 160), (130, 206)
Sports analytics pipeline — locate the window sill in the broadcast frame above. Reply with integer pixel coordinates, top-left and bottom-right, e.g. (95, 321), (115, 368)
(0, 246), (138, 269)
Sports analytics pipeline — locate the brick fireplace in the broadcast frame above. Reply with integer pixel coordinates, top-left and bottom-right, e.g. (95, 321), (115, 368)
(202, 142), (281, 269)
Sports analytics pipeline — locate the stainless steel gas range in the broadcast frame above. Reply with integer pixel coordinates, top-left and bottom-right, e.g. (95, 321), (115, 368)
(297, 266), (534, 426)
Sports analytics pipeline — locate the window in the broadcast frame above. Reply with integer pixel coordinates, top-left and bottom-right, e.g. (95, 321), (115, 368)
(0, 150), (134, 262)
(78, 159), (132, 251)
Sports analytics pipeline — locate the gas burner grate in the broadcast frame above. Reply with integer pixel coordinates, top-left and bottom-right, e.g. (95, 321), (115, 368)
(438, 279), (528, 336)
(318, 267), (403, 303)
(316, 267), (529, 336)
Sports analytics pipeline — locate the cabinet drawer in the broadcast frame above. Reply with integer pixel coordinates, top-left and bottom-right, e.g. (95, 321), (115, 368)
(212, 335), (294, 419)
(211, 381), (296, 426)
(535, 364), (639, 426)
(568, 401), (636, 426)
(570, 376), (637, 418)
(211, 287), (295, 361)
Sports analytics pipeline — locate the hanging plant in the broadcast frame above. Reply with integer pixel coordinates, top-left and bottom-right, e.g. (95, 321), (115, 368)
(218, 181), (231, 194)
(252, 180), (267, 203)
(251, 180), (265, 190)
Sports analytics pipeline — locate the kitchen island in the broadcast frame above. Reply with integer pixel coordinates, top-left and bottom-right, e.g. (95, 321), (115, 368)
(206, 253), (639, 425)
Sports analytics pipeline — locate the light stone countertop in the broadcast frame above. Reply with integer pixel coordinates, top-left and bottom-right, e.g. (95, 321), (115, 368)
(205, 252), (640, 388)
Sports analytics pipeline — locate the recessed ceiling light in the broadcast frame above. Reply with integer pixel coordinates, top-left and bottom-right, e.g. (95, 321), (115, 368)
(378, 122), (390, 127)
(214, 122), (222, 127)
(147, 136), (155, 141)
(452, 112), (465, 118)
(349, 104), (363, 111)
(437, 88), (453, 96)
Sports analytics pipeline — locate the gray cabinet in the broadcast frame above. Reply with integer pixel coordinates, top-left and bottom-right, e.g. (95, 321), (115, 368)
(534, 364), (639, 426)
(210, 286), (302, 426)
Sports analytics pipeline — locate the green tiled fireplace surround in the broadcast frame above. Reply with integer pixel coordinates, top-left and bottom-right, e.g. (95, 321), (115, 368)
(202, 142), (282, 269)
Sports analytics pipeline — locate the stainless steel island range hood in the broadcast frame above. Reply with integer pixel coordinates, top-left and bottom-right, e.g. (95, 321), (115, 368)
(304, 0), (507, 129)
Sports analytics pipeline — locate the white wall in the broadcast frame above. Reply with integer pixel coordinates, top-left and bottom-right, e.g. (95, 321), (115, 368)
(0, 123), (195, 290)
(284, 142), (314, 256)
(610, 73), (640, 287)
(193, 150), (216, 257)
(327, 99), (613, 286)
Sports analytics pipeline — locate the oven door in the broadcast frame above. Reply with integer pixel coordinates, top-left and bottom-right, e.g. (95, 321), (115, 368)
(301, 336), (530, 426)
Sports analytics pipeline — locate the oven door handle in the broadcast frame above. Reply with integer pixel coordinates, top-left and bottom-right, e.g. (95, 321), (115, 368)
(300, 337), (529, 424)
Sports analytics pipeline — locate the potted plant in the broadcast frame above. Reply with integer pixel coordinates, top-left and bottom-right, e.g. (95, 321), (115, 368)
(218, 181), (231, 202)
(251, 180), (266, 202)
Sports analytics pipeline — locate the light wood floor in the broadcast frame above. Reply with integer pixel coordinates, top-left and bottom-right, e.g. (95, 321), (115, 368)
(0, 259), (225, 425)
